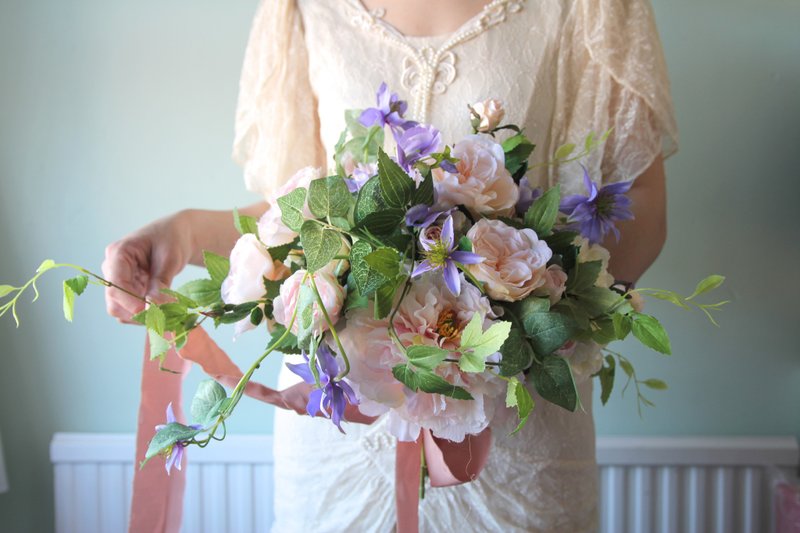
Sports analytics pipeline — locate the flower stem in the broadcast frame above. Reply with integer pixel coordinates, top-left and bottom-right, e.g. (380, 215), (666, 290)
(308, 273), (350, 380)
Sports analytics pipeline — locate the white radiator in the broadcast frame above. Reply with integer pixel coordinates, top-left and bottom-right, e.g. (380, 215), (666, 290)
(51, 433), (798, 533)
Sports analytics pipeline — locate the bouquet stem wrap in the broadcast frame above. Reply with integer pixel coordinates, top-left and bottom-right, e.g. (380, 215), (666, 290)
(129, 328), (492, 533)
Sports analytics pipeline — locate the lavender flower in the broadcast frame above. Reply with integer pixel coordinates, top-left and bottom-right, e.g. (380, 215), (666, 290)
(154, 403), (202, 474)
(411, 215), (483, 295)
(286, 344), (358, 432)
(396, 124), (442, 170)
(359, 82), (414, 132)
(516, 177), (543, 216)
(344, 164), (375, 193)
(559, 166), (634, 244)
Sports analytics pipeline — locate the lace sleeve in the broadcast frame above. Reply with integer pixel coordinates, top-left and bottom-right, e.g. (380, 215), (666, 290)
(552, 0), (679, 190)
(232, 0), (325, 199)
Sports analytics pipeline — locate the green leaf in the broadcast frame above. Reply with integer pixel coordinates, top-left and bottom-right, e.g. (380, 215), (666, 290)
(145, 422), (202, 460)
(598, 355), (615, 405)
(523, 185), (561, 236)
(266, 238), (298, 263)
(267, 324), (302, 354)
(591, 316), (618, 345)
(583, 132), (596, 152)
(36, 259), (56, 273)
(354, 176), (387, 224)
(308, 175), (353, 219)
(503, 133), (535, 176)
(160, 303), (191, 330)
(406, 345), (449, 370)
(554, 143), (576, 160)
(460, 313), (512, 360)
(190, 380), (227, 426)
(249, 306), (264, 326)
(356, 208), (406, 235)
(458, 236), (473, 252)
(687, 275), (725, 300)
(330, 217), (351, 231)
(576, 286), (620, 318)
(631, 312), (672, 355)
(176, 279), (220, 307)
(217, 302), (259, 325)
(649, 290), (691, 310)
(277, 187), (308, 232)
(159, 288), (197, 308)
(233, 208), (258, 236)
(377, 147), (415, 208)
(364, 247), (401, 279)
(148, 329), (171, 361)
(203, 251), (230, 285)
(544, 231), (580, 253)
(619, 358), (634, 378)
(566, 260), (603, 294)
(349, 240), (388, 297)
(506, 378), (535, 435)
(642, 378), (668, 390)
(146, 305), (166, 336)
(0, 285), (15, 298)
(65, 275), (88, 296)
(299, 220), (342, 273)
(392, 364), (419, 390)
(529, 354), (578, 411)
(416, 370), (473, 400)
(62, 282), (77, 322)
(373, 275), (401, 320)
(499, 327), (535, 377)
(612, 313), (632, 339)
(512, 295), (550, 317)
(412, 170), (434, 206)
(522, 312), (577, 356)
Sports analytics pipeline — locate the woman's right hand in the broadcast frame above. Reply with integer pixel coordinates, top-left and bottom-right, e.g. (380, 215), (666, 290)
(101, 210), (195, 323)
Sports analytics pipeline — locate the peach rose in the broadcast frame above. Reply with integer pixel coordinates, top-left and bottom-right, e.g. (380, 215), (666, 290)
(433, 135), (519, 216)
(465, 219), (553, 302)
(533, 264), (568, 305)
(471, 98), (505, 132)
(221, 234), (291, 335)
(272, 269), (345, 335)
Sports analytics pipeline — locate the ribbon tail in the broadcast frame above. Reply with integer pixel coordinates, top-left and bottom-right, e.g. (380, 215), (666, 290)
(129, 337), (190, 533)
(395, 436), (423, 533)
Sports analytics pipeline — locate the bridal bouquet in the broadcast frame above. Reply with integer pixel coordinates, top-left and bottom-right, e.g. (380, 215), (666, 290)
(0, 84), (726, 473)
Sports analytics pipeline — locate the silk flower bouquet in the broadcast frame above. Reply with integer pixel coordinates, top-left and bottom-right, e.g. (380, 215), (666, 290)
(1, 84), (726, 477)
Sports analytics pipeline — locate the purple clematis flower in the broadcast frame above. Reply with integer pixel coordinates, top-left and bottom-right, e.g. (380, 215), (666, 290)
(359, 82), (414, 132)
(286, 344), (358, 432)
(405, 205), (452, 228)
(344, 163), (375, 193)
(516, 177), (543, 216)
(155, 403), (202, 475)
(559, 166), (634, 244)
(396, 124), (442, 170)
(411, 215), (483, 296)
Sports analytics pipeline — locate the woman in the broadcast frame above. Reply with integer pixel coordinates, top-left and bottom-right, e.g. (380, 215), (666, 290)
(104, 0), (677, 530)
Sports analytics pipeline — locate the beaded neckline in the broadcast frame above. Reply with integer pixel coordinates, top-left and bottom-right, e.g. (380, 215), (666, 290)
(345, 0), (524, 122)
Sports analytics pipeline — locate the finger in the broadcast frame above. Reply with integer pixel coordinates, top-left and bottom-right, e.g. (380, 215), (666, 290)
(102, 243), (148, 319)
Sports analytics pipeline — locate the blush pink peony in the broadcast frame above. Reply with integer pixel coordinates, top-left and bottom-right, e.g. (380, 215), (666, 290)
(272, 269), (345, 335)
(465, 219), (553, 302)
(221, 234), (291, 336)
(338, 272), (505, 442)
(433, 135), (519, 216)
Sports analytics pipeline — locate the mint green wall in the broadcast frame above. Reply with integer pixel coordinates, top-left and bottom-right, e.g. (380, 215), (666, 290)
(0, 1), (797, 531)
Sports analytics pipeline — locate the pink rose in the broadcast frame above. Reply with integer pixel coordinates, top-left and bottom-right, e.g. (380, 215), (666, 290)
(471, 98), (505, 132)
(270, 166), (322, 204)
(466, 219), (553, 302)
(433, 135), (519, 216)
(221, 234), (290, 335)
(533, 264), (568, 305)
(272, 270), (345, 335)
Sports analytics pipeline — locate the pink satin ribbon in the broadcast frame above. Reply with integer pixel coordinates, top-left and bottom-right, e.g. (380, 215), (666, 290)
(129, 327), (491, 533)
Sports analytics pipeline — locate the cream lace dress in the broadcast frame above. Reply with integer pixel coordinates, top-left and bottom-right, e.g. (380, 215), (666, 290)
(233, 1), (678, 531)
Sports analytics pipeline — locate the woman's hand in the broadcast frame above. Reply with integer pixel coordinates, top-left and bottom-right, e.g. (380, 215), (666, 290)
(101, 210), (195, 323)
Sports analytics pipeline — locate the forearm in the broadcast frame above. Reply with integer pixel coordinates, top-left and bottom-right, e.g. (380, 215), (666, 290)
(603, 156), (667, 284)
(180, 201), (268, 266)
